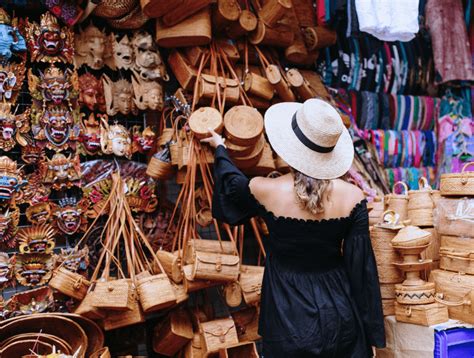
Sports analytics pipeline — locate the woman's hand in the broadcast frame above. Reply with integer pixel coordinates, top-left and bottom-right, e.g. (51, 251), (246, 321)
(200, 128), (226, 149)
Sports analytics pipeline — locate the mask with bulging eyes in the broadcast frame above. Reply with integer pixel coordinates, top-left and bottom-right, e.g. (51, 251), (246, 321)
(113, 34), (134, 70)
(131, 31), (168, 81)
(15, 253), (53, 287)
(0, 62), (25, 103)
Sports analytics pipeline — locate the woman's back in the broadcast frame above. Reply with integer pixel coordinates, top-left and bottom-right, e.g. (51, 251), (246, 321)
(249, 174), (365, 222)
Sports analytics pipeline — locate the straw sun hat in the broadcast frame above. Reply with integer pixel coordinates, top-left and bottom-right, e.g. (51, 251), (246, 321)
(264, 98), (354, 180)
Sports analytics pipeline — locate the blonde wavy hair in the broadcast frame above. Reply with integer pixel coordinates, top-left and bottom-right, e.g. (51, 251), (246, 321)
(292, 169), (332, 214)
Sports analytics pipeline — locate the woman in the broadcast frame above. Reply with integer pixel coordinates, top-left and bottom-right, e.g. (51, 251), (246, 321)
(202, 99), (385, 357)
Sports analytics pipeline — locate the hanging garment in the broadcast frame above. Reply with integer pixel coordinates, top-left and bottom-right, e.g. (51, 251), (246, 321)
(355, 0), (420, 42)
(425, 0), (474, 84)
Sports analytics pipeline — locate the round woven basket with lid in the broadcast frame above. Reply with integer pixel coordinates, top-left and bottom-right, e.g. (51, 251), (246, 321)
(391, 226), (432, 248)
(224, 105), (264, 146)
(188, 107), (223, 139)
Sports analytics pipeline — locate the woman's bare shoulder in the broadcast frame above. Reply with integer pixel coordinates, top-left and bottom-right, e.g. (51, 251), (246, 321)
(332, 179), (366, 209)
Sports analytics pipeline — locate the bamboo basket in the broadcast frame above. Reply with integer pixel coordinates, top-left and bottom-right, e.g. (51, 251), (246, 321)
(231, 306), (261, 342)
(373, 248), (400, 266)
(102, 291), (145, 331)
(226, 10), (257, 38)
(161, 0), (213, 27)
(430, 269), (474, 324)
(49, 267), (90, 301)
(172, 282), (189, 304)
(370, 226), (399, 251)
(440, 162), (474, 196)
(380, 283), (396, 299)
(197, 74), (240, 104)
(74, 291), (106, 320)
(407, 177), (434, 210)
(188, 107), (224, 139)
(224, 281), (243, 307)
(395, 302), (448, 326)
(182, 333), (203, 358)
(244, 72), (274, 101)
(292, 0), (316, 27)
(368, 198), (384, 226)
(156, 8), (212, 48)
(244, 142), (277, 176)
(219, 341), (259, 358)
(395, 283), (436, 305)
(382, 299), (395, 316)
(239, 265), (264, 306)
(153, 308), (193, 356)
(185, 239), (237, 264)
(303, 26), (337, 50)
(258, 0), (292, 27)
(156, 250), (183, 283)
(408, 208), (434, 227)
(141, 0), (182, 18)
(92, 279), (135, 311)
(190, 251), (240, 282)
(421, 227), (440, 262)
(223, 105), (264, 146)
(183, 264), (224, 293)
(434, 198), (474, 238)
(286, 68), (314, 100)
(212, 0), (241, 30)
(146, 156), (174, 180)
(226, 140), (255, 158)
(385, 181), (409, 221)
(265, 64), (296, 102)
(168, 50), (198, 90)
(377, 263), (404, 284)
(249, 20), (294, 47)
(136, 272), (177, 313)
(199, 318), (239, 354)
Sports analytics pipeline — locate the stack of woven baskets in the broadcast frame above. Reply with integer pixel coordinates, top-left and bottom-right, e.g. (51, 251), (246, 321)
(430, 163), (474, 324)
(407, 177), (441, 270)
(0, 313), (108, 358)
(370, 211), (404, 316)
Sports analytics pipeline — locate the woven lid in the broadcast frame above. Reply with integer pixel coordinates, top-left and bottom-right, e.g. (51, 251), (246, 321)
(391, 226), (431, 247)
(217, 0), (241, 21)
(224, 105), (264, 146)
(189, 107), (223, 139)
(93, 0), (138, 19)
(286, 68), (305, 87)
(265, 64), (282, 85)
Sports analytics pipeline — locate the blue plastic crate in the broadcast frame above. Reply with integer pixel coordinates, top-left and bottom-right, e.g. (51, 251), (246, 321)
(434, 328), (474, 358)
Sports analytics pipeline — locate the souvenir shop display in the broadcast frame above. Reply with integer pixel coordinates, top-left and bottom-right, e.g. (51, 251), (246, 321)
(0, 1), (472, 357)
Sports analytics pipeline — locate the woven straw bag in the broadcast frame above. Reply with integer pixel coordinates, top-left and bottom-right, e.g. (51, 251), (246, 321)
(190, 251), (240, 282)
(408, 177), (434, 210)
(440, 162), (474, 196)
(136, 272), (177, 313)
(434, 198), (474, 238)
(224, 281), (243, 307)
(380, 283), (396, 299)
(92, 278), (135, 311)
(199, 317), (239, 354)
(74, 291), (106, 320)
(239, 265), (264, 306)
(102, 288), (145, 331)
(368, 197), (384, 226)
(385, 181), (409, 221)
(231, 306), (261, 342)
(430, 269), (474, 324)
(152, 308), (193, 356)
(219, 341), (259, 357)
(223, 105), (264, 146)
(49, 267), (90, 301)
(370, 225), (399, 251)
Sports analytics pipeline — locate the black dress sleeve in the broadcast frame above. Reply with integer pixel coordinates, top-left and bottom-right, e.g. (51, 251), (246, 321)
(211, 145), (260, 225)
(343, 200), (386, 348)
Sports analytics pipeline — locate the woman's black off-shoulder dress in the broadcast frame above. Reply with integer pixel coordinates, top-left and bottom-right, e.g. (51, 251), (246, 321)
(212, 145), (386, 358)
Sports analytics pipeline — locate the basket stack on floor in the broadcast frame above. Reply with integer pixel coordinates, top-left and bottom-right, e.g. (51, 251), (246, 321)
(430, 163), (474, 325)
(0, 313), (108, 358)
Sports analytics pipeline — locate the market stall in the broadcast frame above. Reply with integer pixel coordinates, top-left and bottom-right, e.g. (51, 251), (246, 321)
(0, 0), (472, 357)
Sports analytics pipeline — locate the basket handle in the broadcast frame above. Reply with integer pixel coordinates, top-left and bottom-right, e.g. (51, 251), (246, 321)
(392, 181), (408, 195)
(435, 293), (470, 307)
(461, 162), (474, 173)
(418, 177), (431, 190)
